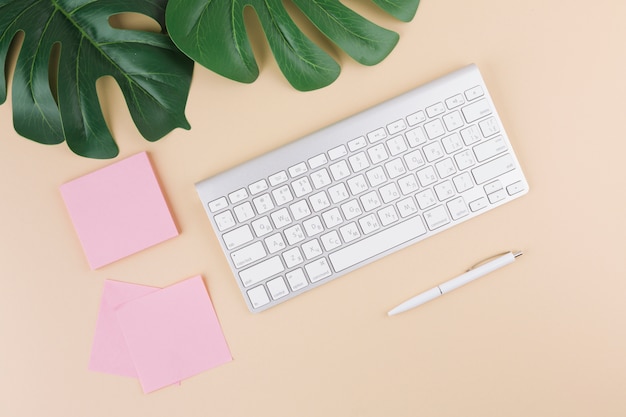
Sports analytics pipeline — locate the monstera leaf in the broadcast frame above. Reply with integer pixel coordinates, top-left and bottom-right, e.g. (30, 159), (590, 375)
(166, 0), (420, 91)
(0, 0), (193, 158)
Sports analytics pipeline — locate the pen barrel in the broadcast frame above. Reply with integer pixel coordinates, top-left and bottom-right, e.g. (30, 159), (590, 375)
(439, 252), (515, 294)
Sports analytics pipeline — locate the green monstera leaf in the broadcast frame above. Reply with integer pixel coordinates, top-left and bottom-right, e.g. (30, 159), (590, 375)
(0, 0), (194, 158)
(166, 0), (420, 91)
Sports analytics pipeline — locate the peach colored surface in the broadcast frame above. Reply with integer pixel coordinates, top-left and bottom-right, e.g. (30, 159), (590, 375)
(1, 1), (625, 416)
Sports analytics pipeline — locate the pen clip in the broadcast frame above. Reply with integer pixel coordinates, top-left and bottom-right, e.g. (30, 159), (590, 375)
(467, 251), (523, 272)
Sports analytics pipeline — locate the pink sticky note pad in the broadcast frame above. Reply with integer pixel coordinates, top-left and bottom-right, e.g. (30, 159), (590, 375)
(89, 280), (160, 377)
(115, 275), (232, 393)
(60, 152), (178, 269)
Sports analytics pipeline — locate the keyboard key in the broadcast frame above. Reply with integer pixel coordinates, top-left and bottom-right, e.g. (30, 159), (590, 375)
(471, 153), (515, 184)
(223, 225), (254, 250)
(231, 241), (267, 268)
(367, 128), (387, 142)
(404, 150), (425, 170)
(368, 143), (389, 164)
(329, 215), (427, 272)
(473, 135), (508, 162)
(340, 200), (362, 220)
(269, 171), (288, 186)
(311, 168), (332, 189)
(289, 199), (311, 220)
(288, 162), (308, 177)
(208, 197), (228, 212)
(252, 193), (274, 214)
(454, 150), (476, 170)
(434, 180), (455, 201)
(460, 125), (482, 145)
(405, 127), (427, 147)
(286, 268), (308, 291)
(292, 177), (313, 198)
(446, 197), (469, 220)
(327, 183), (350, 204)
(462, 98), (491, 123)
(479, 117), (500, 137)
(443, 111), (464, 131)
(426, 102), (445, 117)
(228, 188), (248, 204)
(304, 258), (332, 283)
(322, 208), (343, 228)
(435, 158), (457, 179)
(308, 153), (328, 169)
(247, 286), (270, 308)
(464, 85), (484, 100)
(378, 206), (399, 226)
(469, 197), (488, 211)
(347, 175), (369, 195)
(339, 222), (361, 243)
(251, 216), (273, 237)
(387, 119), (407, 134)
(360, 191), (382, 212)
(328, 145), (348, 160)
(384, 158), (406, 178)
(303, 216), (324, 237)
(424, 119), (445, 139)
(272, 185), (294, 205)
(240, 256), (284, 287)
(407, 110), (426, 126)
(309, 191), (331, 212)
(264, 233), (286, 253)
(329, 160), (351, 181)
(386, 136), (408, 156)
(359, 213), (381, 234)
(320, 231), (342, 251)
(267, 277), (289, 299)
(445, 93), (465, 109)
(283, 247), (304, 268)
(398, 174), (419, 195)
(348, 136), (367, 151)
(249, 179), (268, 195)
(423, 205), (450, 230)
(214, 210), (236, 231)
(506, 181), (525, 195)
(302, 239), (323, 260)
(396, 197), (418, 218)
(348, 152), (370, 172)
(442, 133), (464, 154)
(234, 201), (255, 222)
(284, 224), (306, 245)
(366, 166), (387, 187)
(423, 142), (444, 162)
(270, 208), (292, 228)
(452, 172), (474, 193)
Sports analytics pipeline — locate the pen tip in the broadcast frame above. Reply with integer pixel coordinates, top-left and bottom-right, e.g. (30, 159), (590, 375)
(513, 250), (523, 258)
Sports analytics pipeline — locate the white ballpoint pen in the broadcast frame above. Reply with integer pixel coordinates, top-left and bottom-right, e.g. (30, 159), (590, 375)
(388, 251), (523, 316)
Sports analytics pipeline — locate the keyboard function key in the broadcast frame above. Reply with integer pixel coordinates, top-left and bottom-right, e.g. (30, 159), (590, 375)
(387, 119), (407, 134)
(208, 197), (228, 212)
(348, 136), (368, 151)
(426, 102), (446, 118)
(445, 94), (465, 109)
(367, 128), (387, 143)
(487, 189), (508, 204)
(288, 162), (308, 178)
(328, 145), (348, 160)
(228, 188), (248, 204)
(407, 110), (426, 126)
(269, 171), (288, 186)
(308, 153), (328, 169)
(249, 179), (268, 195)
(465, 85), (484, 101)
(240, 256), (284, 288)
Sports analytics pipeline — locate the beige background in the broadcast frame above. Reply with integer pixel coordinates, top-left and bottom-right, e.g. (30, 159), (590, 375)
(2, 0), (626, 416)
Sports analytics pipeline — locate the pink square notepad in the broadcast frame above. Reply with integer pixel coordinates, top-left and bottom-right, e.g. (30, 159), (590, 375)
(115, 275), (232, 393)
(88, 280), (160, 377)
(60, 152), (178, 269)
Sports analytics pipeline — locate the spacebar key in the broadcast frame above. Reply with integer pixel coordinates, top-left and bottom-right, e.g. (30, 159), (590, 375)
(329, 216), (427, 272)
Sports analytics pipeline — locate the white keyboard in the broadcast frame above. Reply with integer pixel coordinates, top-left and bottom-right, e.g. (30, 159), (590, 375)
(196, 64), (529, 313)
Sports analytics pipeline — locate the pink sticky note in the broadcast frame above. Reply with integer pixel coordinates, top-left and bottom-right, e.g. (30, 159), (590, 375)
(115, 275), (232, 393)
(60, 152), (178, 269)
(89, 280), (160, 377)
